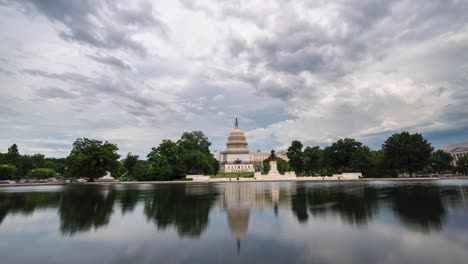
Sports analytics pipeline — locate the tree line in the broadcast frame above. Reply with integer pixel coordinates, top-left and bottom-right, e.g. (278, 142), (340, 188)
(0, 131), (219, 182)
(1, 130), (467, 181)
(286, 131), (468, 177)
(0, 144), (66, 181)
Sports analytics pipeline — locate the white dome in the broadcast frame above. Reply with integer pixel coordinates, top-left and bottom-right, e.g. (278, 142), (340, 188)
(225, 118), (249, 154)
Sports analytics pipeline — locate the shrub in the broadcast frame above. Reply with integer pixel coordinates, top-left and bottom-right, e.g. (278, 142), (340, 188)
(26, 168), (56, 179)
(0, 164), (17, 180)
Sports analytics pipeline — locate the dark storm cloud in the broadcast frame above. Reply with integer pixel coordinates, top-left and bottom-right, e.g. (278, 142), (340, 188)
(2, 0), (168, 56)
(87, 54), (132, 71)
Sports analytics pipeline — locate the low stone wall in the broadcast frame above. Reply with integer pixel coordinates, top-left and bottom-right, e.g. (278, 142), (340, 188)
(186, 175), (210, 181)
(254, 171), (297, 180)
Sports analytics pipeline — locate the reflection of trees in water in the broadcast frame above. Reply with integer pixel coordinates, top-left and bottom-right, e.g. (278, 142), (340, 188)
(291, 184), (379, 225)
(118, 187), (140, 214)
(289, 183), (460, 232)
(144, 184), (217, 238)
(59, 186), (116, 235)
(391, 185), (445, 232)
(1, 182), (467, 237)
(0, 191), (60, 224)
(291, 184), (309, 223)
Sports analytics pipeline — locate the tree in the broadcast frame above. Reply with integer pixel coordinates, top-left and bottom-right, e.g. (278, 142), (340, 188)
(6, 144), (19, 162)
(43, 158), (66, 175)
(287, 140), (304, 173)
(382, 132), (433, 177)
(178, 131), (212, 154)
(323, 138), (368, 172)
(123, 153), (139, 178)
(350, 146), (372, 175)
(31, 154), (45, 168)
(27, 168), (56, 179)
(429, 150), (453, 173)
(303, 146), (323, 175)
(457, 154), (468, 175)
(17, 156), (34, 178)
(177, 131), (218, 175)
(360, 150), (397, 178)
(147, 140), (184, 180)
(4, 144), (21, 176)
(0, 164), (17, 180)
(65, 138), (120, 181)
(133, 160), (151, 181)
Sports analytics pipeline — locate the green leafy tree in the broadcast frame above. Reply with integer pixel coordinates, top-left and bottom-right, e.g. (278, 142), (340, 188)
(31, 154), (45, 168)
(303, 146), (323, 175)
(133, 160), (151, 181)
(3, 144), (23, 178)
(429, 150), (453, 173)
(178, 131), (212, 153)
(362, 150), (397, 178)
(147, 140), (184, 180)
(17, 156), (34, 178)
(6, 144), (20, 163)
(65, 138), (120, 181)
(457, 155), (468, 175)
(27, 168), (56, 179)
(123, 153), (139, 178)
(323, 138), (368, 172)
(43, 158), (66, 175)
(287, 140), (304, 173)
(382, 132), (433, 177)
(0, 164), (17, 180)
(177, 131), (218, 175)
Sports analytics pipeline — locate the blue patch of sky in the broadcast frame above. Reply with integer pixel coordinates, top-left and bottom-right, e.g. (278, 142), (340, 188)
(362, 127), (468, 150)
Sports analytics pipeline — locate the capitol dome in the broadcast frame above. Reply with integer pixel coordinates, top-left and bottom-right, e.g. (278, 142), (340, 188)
(225, 118), (249, 154)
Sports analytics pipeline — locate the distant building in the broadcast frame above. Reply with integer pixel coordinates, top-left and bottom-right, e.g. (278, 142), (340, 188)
(440, 142), (468, 165)
(219, 118), (255, 173)
(217, 118), (290, 172)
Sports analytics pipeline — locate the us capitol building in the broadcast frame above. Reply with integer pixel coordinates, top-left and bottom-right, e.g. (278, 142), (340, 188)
(214, 118), (288, 173)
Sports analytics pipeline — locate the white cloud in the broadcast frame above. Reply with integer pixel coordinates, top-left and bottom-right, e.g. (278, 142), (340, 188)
(0, 0), (467, 157)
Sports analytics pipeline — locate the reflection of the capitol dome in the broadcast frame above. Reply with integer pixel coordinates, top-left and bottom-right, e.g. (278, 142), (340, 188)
(221, 182), (295, 253)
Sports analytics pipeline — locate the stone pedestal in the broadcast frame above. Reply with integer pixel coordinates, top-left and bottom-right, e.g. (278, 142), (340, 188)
(254, 160), (297, 180)
(267, 160), (281, 177)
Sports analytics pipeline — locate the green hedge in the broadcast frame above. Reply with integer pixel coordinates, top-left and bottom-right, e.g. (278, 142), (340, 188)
(26, 168), (56, 179)
(210, 173), (254, 178)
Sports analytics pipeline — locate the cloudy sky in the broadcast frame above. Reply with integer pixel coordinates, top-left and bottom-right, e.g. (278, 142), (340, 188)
(0, 0), (467, 158)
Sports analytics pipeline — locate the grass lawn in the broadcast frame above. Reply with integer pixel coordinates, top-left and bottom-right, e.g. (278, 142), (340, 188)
(210, 173), (254, 178)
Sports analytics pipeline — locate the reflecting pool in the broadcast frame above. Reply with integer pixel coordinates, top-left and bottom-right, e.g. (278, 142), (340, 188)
(1, 180), (468, 263)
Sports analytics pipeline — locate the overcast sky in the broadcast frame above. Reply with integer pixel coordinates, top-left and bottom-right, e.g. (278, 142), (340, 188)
(0, 0), (467, 158)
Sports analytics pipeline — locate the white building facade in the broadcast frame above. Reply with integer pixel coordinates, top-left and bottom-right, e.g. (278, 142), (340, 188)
(440, 142), (468, 165)
(220, 119), (255, 173)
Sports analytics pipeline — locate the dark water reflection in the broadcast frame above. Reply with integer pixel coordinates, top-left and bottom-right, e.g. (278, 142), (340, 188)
(1, 180), (468, 263)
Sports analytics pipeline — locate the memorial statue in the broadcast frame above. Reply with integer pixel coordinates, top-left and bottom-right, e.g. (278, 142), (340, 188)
(270, 149), (276, 160)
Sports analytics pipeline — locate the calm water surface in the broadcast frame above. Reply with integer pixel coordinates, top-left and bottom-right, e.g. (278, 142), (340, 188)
(1, 180), (468, 264)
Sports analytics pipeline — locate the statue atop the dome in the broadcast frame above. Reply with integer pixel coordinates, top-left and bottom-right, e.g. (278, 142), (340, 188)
(270, 149), (276, 160)
(235, 117), (239, 128)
